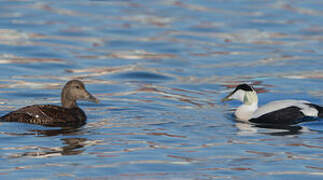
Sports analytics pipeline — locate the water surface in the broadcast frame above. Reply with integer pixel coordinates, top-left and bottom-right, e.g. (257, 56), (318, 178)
(0, 0), (323, 179)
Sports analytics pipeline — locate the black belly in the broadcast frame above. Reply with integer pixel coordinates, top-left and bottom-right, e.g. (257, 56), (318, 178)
(249, 106), (311, 125)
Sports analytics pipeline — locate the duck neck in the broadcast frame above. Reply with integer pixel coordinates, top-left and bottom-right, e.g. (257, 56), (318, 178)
(235, 91), (258, 121)
(61, 90), (78, 109)
(62, 99), (78, 109)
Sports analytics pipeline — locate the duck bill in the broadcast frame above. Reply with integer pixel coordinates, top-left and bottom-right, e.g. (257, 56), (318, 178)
(221, 92), (234, 102)
(84, 91), (100, 104)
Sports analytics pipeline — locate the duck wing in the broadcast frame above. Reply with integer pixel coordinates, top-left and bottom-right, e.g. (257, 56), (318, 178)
(0, 105), (86, 127)
(250, 100), (320, 125)
(249, 106), (305, 125)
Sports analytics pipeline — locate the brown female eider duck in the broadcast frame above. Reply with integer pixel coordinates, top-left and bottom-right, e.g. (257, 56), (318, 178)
(0, 80), (99, 127)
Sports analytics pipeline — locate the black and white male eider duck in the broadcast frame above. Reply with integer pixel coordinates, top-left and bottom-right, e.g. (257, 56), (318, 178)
(0, 80), (99, 127)
(222, 84), (323, 125)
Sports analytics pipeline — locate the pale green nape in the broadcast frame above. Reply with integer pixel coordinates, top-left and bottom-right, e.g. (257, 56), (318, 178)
(243, 91), (258, 105)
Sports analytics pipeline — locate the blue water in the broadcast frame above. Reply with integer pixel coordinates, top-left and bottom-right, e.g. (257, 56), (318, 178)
(0, 0), (322, 179)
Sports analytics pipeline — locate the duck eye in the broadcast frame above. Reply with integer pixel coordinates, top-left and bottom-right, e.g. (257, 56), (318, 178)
(75, 86), (80, 89)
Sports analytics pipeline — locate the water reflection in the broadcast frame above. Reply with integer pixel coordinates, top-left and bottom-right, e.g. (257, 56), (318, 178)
(29, 126), (82, 136)
(113, 71), (172, 81)
(5, 127), (92, 158)
(235, 121), (315, 136)
(255, 124), (306, 136)
(9, 137), (86, 158)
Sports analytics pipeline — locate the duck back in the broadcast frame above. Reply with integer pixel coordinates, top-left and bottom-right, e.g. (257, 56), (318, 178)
(0, 105), (87, 127)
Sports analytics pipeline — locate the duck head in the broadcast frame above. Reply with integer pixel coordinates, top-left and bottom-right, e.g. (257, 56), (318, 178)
(221, 84), (258, 105)
(61, 80), (99, 108)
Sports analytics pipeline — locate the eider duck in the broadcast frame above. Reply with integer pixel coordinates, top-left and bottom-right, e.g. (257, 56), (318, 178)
(222, 84), (323, 125)
(0, 80), (99, 127)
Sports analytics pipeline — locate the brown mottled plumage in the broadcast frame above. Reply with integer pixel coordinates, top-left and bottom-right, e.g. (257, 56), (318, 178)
(0, 80), (99, 127)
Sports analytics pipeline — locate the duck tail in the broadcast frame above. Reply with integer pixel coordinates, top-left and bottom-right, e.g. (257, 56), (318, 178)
(0, 114), (9, 122)
(306, 103), (323, 118)
(309, 104), (323, 118)
(319, 106), (323, 118)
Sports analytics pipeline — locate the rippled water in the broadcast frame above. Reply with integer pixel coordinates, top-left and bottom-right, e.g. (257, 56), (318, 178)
(0, 0), (323, 179)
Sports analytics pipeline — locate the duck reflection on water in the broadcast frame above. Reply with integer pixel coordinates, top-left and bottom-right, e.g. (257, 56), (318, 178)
(9, 137), (88, 158)
(235, 122), (309, 136)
